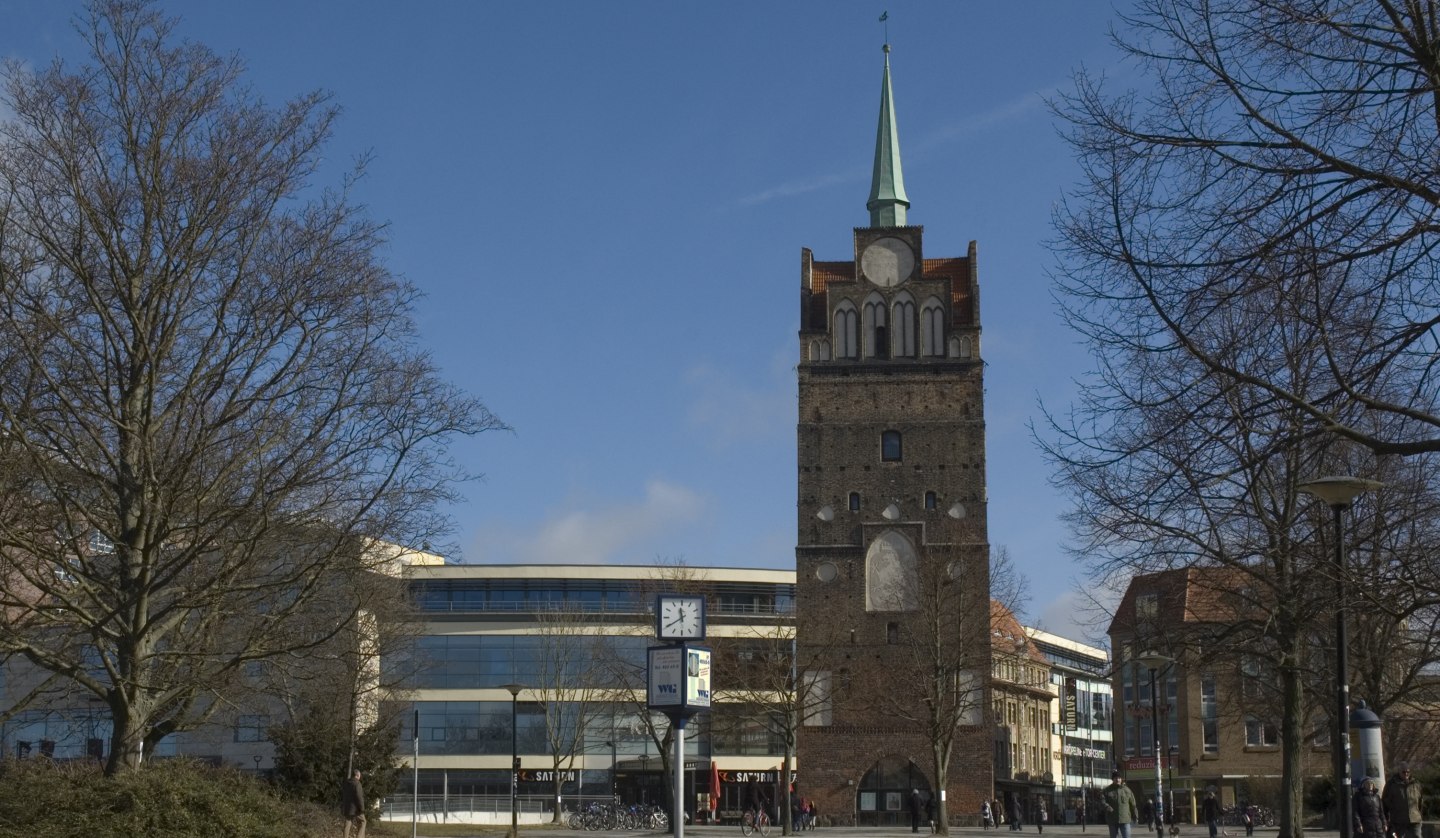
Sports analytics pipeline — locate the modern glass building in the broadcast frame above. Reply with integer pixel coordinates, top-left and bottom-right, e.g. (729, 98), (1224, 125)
(1025, 626), (1113, 824)
(393, 562), (797, 821)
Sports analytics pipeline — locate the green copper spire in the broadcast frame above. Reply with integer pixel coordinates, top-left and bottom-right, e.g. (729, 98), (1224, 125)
(867, 43), (909, 228)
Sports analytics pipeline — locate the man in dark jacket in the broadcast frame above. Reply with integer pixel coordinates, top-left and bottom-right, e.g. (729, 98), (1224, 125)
(1383, 764), (1424, 838)
(341, 768), (366, 838)
(1201, 789), (1220, 838)
(910, 789), (924, 834)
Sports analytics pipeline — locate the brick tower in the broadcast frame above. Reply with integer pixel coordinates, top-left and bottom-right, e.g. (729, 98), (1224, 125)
(794, 43), (992, 828)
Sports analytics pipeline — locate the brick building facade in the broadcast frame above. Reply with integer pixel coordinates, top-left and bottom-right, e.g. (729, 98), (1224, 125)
(793, 44), (992, 828)
(1109, 569), (1333, 819)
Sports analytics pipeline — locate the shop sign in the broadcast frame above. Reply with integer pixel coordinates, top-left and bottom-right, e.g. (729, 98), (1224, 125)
(719, 770), (779, 784)
(518, 769), (577, 783)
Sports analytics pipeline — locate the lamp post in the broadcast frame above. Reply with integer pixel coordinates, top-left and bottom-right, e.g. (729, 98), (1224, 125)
(1137, 651), (1173, 838)
(503, 684), (525, 838)
(1297, 476), (1381, 838)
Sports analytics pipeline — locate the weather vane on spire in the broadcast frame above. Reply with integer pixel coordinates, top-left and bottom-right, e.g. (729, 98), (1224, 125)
(879, 10), (889, 46)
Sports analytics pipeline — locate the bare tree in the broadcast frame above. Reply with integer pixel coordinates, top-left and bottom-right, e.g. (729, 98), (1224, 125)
(847, 545), (1009, 835)
(1052, 0), (1440, 457)
(711, 617), (836, 835)
(1039, 240), (1440, 837)
(534, 605), (608, 823)
(588, 561), (711, 829)
(0, 1), (502, 774)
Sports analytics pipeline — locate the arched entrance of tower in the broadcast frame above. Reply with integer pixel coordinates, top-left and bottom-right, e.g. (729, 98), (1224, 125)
(856, 755), (930, 827)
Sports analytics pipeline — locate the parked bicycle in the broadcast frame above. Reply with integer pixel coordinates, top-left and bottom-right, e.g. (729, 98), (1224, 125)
(567, 801), (669, 831)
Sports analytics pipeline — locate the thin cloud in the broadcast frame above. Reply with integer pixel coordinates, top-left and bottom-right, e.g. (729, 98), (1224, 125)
(498, 479), (706, 565)
(683, 350), (795, 446)
(1031, 584), (1121, 649)
(734, 85), (1051, 210)
(737, 172), (854, 207)
(913, 86), (1050, 155)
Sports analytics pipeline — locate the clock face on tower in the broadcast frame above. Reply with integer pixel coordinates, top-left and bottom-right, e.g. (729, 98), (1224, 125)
(655, 594), (706, 640)
(861, 236), (915, 287)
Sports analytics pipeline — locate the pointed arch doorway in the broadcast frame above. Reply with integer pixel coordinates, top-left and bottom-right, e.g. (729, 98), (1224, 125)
(856, 756), (930, 826)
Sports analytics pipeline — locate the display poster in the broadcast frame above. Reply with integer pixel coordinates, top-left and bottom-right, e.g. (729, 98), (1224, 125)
(686, 647), (712, 708)
(648, 646), (683, 708)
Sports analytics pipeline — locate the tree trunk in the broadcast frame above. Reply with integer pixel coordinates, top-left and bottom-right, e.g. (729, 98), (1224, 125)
(1279, 650), (1306, 838)
(934, 738), (951, 835)
(782, 744), (794, 835)
(105, 699), (145, 774)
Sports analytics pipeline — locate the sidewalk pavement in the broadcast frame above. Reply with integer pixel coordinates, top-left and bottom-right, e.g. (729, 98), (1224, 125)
(399, 823), (1330, 838)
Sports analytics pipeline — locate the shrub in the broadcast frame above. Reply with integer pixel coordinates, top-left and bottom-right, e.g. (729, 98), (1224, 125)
(0, 758), (334, 838)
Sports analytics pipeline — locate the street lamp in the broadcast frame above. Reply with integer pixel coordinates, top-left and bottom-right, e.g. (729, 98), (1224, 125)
(1137, 651), (1173, 838)
(503, 684), (525, 838)
(1297, 476), (1381, 838)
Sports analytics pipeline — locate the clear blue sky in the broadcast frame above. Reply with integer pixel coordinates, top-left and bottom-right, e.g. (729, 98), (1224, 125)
(1, 1), (1136, 643)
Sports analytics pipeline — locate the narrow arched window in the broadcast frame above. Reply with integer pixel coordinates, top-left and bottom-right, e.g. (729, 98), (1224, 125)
(921, 298), (945, 356)
(887, 622), (900, 644)
(893, 294), (916, 358)
(924, 491), (937, 511)
(809, 339), (831, 361)
(834, 303), (858, 359)
(881, 430), (902, 462)
(863, 295), (888, 359)
(849, 492), (861, 512)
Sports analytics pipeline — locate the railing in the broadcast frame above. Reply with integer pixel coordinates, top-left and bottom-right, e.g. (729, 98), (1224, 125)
(380, 793), (618, 822)
(414, 599), (796, 617)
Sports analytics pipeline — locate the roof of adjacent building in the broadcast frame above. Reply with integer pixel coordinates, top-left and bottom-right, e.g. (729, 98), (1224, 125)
(992, 599), (1047, 663)
(1107, 566), (1256, 637)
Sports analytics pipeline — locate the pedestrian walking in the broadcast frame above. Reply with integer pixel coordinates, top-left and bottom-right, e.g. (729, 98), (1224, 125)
(341, 768), (366, 838)
(926, 794), (937, 834)
(911, 789), (924, 834)
(1037, 801), (1048, 834)
(1009, 794), (1024, 831)
(983, 799), (994, 830)
(1354, 778), (1387, 838)
(1102, 771), (1139, 838)
(1202, 789), (1220, 838)
(1383, 763), (1425, 838)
